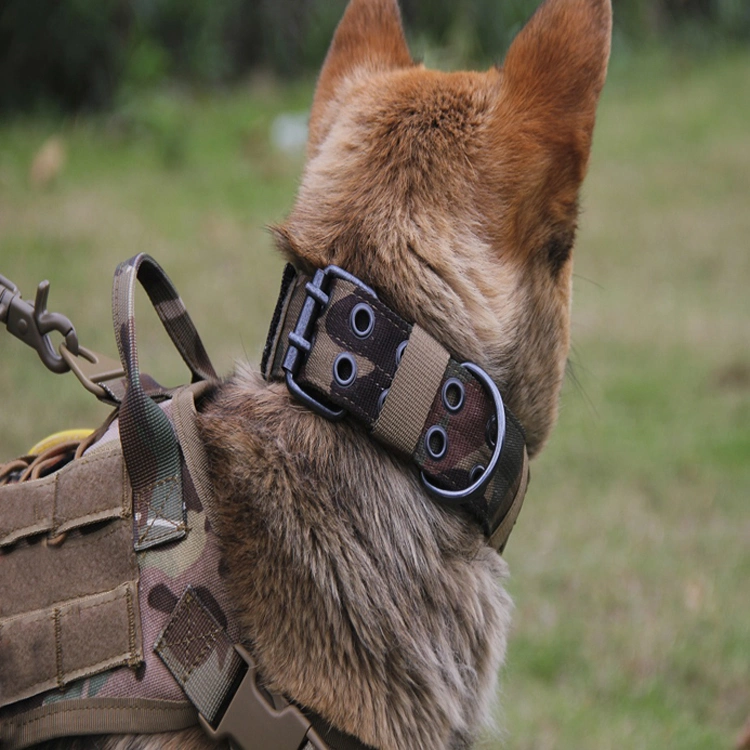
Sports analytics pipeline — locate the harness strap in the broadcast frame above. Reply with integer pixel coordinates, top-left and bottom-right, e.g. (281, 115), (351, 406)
(262, 265), (529, 552)
(155, 588), (332, 750)
(0, 699), (198, 750)
(112, 254), (217, 551)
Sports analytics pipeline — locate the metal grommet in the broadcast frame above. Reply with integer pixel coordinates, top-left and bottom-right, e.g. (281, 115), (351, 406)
(421, 361), (506, 504)
(377, 388), (389, 415)
(350, 302), (375, 339)
(333, 352), (357, 387)
(486, 413), (497, 448)
(442, 378), (465, 413)
(469, 464), (485, 485)
(425, 425), (448, 461)
(395, 340), (408, 365)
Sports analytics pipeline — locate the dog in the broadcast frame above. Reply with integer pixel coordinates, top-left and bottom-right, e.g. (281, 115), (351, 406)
(11, 0), (611, 747)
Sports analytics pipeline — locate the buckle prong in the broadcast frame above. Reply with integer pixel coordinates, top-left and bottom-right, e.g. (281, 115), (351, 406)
(283, 266), (377, 421)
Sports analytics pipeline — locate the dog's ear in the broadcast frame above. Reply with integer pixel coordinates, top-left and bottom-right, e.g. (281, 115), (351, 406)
(308, 0), (412, 154)
(491, 0), (612, 254)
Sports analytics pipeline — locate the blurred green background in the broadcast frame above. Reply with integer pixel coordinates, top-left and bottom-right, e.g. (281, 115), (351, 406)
(1, 1), (748, 749)
(1, 0), (749, 112)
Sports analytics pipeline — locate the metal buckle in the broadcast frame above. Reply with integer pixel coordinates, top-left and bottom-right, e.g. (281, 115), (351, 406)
(283, 265), (377, 421)
(420, 362), (506, 504)
(0, 274), (79, 374)
(59, 343), (125, 403)
(198, 645), (313, 750)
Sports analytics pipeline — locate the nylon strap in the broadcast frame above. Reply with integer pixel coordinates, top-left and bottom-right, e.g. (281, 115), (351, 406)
(171, 382), (220, 531)
(155, 587), (345, 750)
(263, 265), (528, 551)
(153, 587), (246, 727)
(0, 698), (197, 750)
(112, 253), (216, 551)
(372, 324), (450, 454)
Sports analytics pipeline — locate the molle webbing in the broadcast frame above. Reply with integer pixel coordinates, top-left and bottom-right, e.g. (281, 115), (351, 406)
(0, 443), (142, 708)
(0, 442), (129, 547)
(262, 265), (529, 552)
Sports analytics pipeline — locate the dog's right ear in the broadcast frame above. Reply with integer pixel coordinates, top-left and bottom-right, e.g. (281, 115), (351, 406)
(490, 0), (612, 257)
(308, 0), (413, 155)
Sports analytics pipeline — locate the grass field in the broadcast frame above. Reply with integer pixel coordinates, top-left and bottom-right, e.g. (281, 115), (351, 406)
(1, 49), (748, 749)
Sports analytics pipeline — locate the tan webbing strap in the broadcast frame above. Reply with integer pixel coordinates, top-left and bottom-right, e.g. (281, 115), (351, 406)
(0, 442), (129, 547)
(372, 324), (450, 456)
(171, 383), (219, 530)
(0, 582), (141, 708)
(156, 587), (321, 750)
(488, 448), (529, 553)
(155, 586), (246, 726)
(0, 698), (197, 750)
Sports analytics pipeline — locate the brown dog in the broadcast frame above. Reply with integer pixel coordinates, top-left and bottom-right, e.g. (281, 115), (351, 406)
(25, 0), (611, 747)
(199, 0), (611, 747)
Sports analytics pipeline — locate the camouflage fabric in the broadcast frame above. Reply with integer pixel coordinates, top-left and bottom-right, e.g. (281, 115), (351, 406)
(112, 254), (217, 551)
(0, 255), (234, 747)
(263, 265), (529, 551)
(154, 586), (244, 725)
(0, 390), (240, 748)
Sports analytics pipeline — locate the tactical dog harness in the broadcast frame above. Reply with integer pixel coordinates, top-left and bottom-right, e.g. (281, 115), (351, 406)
(0, 255), (529, 749)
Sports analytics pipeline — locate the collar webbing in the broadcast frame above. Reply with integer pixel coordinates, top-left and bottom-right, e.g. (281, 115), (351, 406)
(262, 264), (529, 553)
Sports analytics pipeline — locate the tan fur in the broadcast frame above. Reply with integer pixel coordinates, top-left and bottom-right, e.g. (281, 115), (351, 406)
(49, 1), (611, 748)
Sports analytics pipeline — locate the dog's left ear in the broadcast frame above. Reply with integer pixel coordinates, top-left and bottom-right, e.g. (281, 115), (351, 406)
(490, 0), (612, 252)
(308, 0), (413, 155)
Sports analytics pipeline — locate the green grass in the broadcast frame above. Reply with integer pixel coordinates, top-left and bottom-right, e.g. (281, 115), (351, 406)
(1, 50), (749, 749)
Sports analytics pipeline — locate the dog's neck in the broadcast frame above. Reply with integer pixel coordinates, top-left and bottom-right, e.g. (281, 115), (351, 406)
(261, 262), (530, 552)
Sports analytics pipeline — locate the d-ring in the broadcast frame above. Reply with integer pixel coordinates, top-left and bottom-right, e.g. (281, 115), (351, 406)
(420, 362), (505, 504)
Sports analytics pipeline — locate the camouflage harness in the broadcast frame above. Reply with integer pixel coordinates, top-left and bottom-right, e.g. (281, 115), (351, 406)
(0, 255), (528, 749)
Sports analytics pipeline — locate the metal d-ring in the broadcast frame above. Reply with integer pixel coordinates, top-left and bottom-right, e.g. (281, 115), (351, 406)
(420, 362), (506, 504)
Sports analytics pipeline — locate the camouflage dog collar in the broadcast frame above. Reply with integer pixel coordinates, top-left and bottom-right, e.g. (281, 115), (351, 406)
(262, 264), (529, 553)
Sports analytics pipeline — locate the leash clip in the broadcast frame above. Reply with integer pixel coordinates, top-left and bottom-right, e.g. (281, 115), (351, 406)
(0, 274), (79, 374)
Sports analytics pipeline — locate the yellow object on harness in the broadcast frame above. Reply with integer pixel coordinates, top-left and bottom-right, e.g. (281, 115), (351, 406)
(28, 429), (94, 456)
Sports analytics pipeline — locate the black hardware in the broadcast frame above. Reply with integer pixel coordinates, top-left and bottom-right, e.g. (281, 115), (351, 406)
(333, 352), (357, 387)
(0, 274), (79, 374)
(441, 378), (465, 413)
(350, 302), (375, 339)
(469, 464), (486, 484)
(283, 265), (377, 421)
(485, 413), (498, 448)
(377, 387), (389, 415)
(395, 340), (408, 365)
(425, 425), (448, 460)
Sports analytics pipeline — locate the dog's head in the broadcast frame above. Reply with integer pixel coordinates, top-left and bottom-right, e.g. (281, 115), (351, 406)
(276, 0), (611, 456)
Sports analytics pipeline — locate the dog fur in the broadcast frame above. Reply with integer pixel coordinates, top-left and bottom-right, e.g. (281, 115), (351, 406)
(38, 0), (611, 747)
